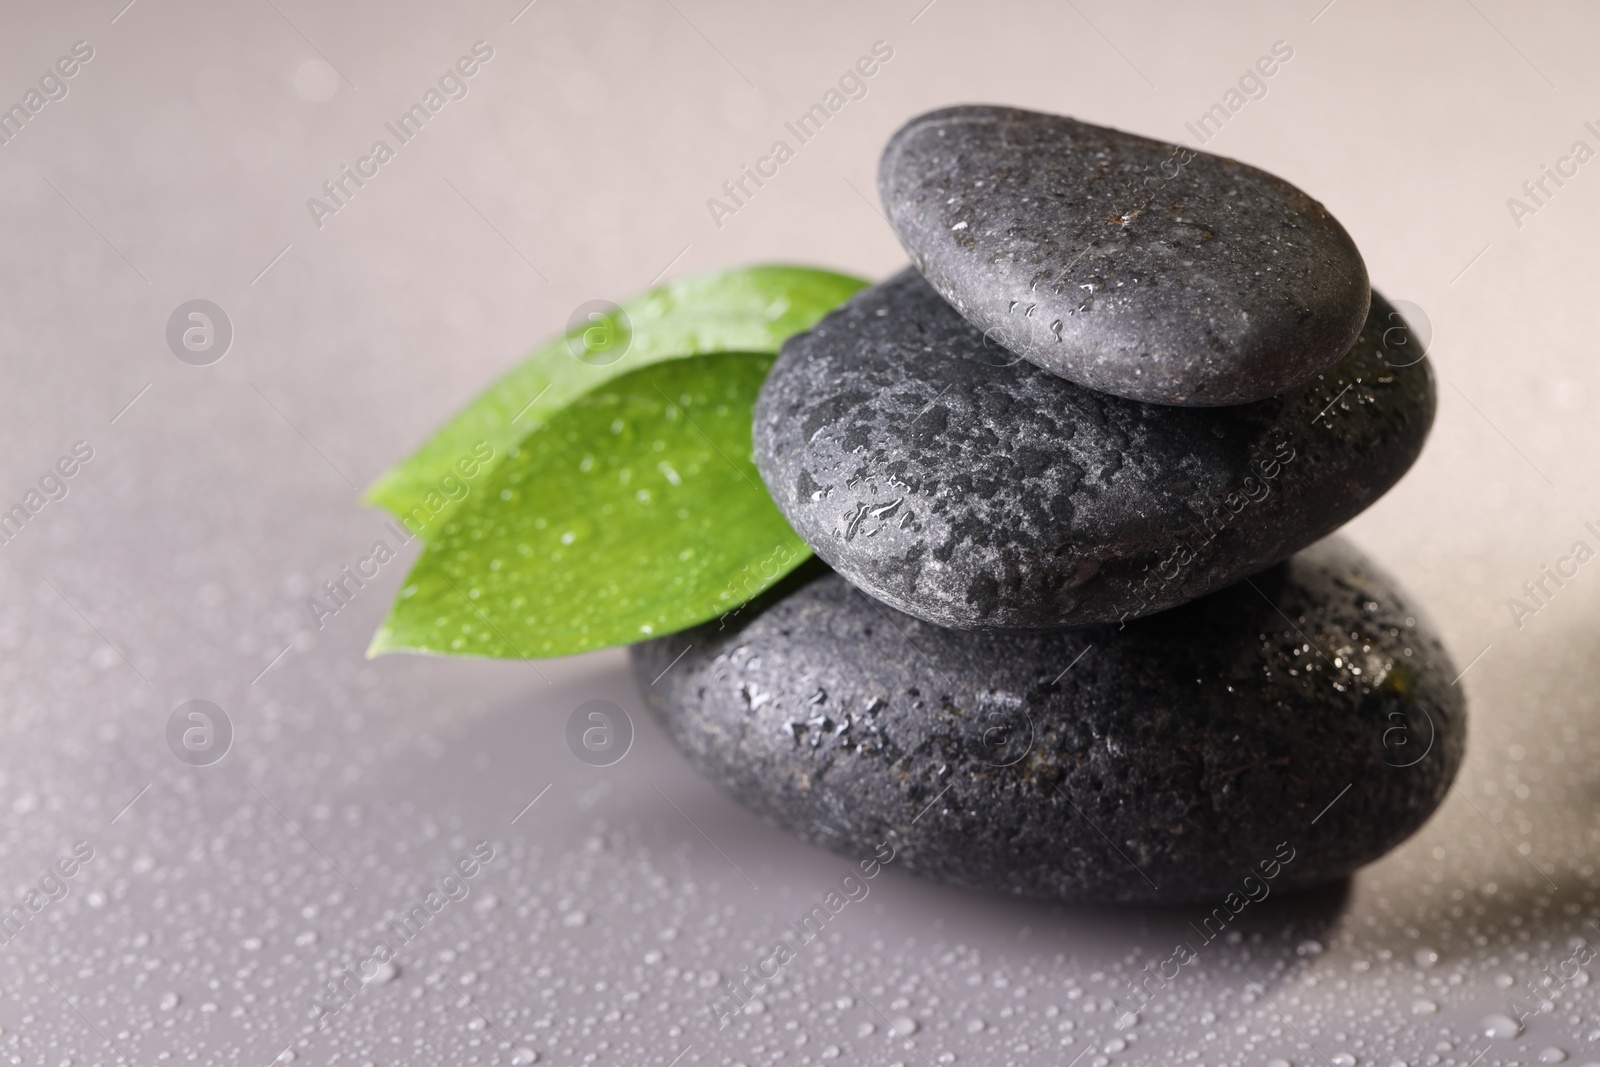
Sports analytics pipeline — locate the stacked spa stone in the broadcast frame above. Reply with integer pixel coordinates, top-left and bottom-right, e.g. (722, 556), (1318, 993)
(632, 106), (1463, 904)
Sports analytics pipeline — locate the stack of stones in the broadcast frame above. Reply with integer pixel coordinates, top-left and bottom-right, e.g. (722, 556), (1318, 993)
(633, 106), (1463, 904)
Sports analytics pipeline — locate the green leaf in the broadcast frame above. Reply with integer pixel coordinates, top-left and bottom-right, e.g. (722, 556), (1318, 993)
(365, 264), (867, 536)
(369, 352), (810, 659)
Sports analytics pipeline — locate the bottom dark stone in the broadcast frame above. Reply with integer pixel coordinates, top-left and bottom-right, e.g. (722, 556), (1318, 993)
(630, 537), (1464, 904)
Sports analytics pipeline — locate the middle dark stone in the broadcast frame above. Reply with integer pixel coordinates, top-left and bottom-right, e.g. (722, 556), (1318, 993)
(753, 269), (1434, 631)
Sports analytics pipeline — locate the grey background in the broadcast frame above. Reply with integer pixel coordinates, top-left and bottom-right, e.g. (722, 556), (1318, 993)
(0, 0), (1597, 1064)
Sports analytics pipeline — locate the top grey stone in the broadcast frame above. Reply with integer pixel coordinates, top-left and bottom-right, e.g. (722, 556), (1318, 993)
(879, 105), (1371, 406)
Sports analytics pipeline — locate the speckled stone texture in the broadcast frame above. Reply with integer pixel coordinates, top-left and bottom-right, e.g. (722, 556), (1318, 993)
(632, 538), (1464, 904)
(879, 105), (1370, 406)
(753, 269), (1434, 631)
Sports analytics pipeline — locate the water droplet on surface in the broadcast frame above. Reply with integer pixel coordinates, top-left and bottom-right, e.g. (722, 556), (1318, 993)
(1538, 1049), (1569, 1064)
(1330, 1055), (1356, 1067)
(1481, 1012), (1523, 1040)
(293, 59), (339, 102)
(158, 991), (179, 1011)
(1412, 947), (1438, 968)
(890, 1016), (919, 1037)
(1411, 999), (1437, 1014)
(511, 1048), (539, 1065)
(1266, 1059), (1292, 1067)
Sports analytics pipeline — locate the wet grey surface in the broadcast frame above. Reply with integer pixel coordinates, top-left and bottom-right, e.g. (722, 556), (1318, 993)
(879, 105), (1370, 406)
(2, 2), (1600, 1066)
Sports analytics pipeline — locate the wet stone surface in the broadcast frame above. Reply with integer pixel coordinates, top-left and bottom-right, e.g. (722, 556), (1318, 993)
(879, 105), (1371, 406)
(632, 537), (1465, 904)
(753, 268), (1434, 631)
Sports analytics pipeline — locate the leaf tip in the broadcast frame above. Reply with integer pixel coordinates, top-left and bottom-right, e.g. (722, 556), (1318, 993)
(366, 627), (397, 659)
